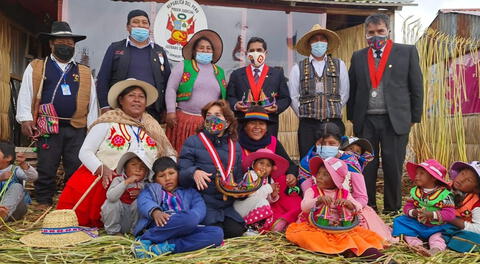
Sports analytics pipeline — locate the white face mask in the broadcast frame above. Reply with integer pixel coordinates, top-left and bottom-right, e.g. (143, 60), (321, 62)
(247, 51), (266, 67)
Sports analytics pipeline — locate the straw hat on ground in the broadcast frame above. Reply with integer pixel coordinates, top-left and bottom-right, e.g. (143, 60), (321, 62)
(20, 210), (98, 247)
(182, 29), (223, 63)
(296, 24), (340, 56)
(107, 78), (158, 109)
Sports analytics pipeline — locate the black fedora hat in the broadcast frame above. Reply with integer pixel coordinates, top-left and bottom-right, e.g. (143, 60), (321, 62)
(39, 21), (86, 42)
(238, 105), (276, 124)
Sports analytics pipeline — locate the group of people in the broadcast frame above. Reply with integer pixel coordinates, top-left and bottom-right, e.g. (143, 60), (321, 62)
(0, 7), (477, 261)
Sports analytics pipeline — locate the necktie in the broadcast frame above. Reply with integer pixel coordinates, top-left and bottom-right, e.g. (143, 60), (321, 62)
(253, 68), (260, 83)
(375, 49), (382, 59)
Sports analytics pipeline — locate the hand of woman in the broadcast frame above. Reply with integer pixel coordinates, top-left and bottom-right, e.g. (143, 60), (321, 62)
(286, 174), (297, 187)
(165, 113), (177, 128)
(95, 165), (115, 189)
(152, 209), (170, 227)
(193, 170), (212, 191)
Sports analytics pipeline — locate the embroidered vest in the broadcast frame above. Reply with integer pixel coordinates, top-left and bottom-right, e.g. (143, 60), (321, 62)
(95, 123), (158, 169)
(410, 186), (452, 225)
(177, 60), (226, 101)
(30, 58), (92, 128)
(456, 193), (480, 222)
(298, 55), (341, 120)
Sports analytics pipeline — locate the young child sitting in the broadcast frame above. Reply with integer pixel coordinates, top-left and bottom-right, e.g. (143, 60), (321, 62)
(286, 157), (385, 260)
(0, 141), (38, 221)
(298, 124), (395, 243)
(442, 161), (480, 252)
(133, 157), (223, 258)
(234, 149), (302, 234)
(339, 137), (374, 173)
(101, 151), (151, 235)
(392, 159), (456, 256)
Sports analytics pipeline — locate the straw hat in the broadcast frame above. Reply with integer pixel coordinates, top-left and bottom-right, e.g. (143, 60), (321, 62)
(116, 151), (155, 181)
(182, 29), (223, 63)
(296, 24), (340, 56)
(20, 210), (98, 248)
(107, 78), (158, 109)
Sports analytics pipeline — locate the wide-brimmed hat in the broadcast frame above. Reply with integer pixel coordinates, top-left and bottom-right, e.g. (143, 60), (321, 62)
(296, 24), (340, 56)
(309, 157), (348, 190)
(450, 161), (480, 180)
(107, 78), (158, 109)
(406, 159), (448, 185)
(242, 149), (289, 178)
(340, 137), (373, 154)
(20, 210), (98, 247)
(39, 21), (86, 42)
(116, 151), (154, 181)
(238, 105), (276, 124)
(182, 29), (223, 63)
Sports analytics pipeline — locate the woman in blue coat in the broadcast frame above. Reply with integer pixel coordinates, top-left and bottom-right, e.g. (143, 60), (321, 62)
(179, 99), (246, 238)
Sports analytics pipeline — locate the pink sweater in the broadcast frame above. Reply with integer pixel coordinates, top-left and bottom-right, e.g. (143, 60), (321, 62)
(165, 61), (221, 114)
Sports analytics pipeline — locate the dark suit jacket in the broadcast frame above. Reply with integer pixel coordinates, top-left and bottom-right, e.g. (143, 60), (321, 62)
(347, 43), (423, 135)
(226, 65), (291, 123)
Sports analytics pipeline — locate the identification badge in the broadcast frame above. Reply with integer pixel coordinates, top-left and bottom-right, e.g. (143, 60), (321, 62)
(61, 84), (71, 95)
(371, 91), (378, 98)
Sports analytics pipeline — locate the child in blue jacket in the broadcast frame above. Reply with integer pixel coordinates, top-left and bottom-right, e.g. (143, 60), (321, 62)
(133, 157), (223, 258)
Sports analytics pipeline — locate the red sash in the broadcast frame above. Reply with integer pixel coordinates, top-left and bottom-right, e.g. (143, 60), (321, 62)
(367, 40), (393, 89)
(198, 132), (236, 181)
(246, 65), (269, 102)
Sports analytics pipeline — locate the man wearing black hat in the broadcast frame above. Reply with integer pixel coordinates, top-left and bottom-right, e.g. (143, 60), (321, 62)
(96, 9), (171, 122)
(16, 21), (98, 206)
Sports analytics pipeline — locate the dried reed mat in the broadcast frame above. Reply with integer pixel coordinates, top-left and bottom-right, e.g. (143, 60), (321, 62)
(1, 200), (479, 264)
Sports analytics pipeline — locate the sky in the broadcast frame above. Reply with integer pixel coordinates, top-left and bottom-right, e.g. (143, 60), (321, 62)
(394, 0), (480, 43)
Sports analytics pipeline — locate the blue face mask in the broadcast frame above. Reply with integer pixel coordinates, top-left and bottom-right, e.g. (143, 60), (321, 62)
(195, 52), (213, 64)
(316, 145), (339, 159)
(311, 41), (328, 57)
(130, 27), (149, 42)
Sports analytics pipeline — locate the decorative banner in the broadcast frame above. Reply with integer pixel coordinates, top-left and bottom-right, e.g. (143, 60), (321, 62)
(154, 0), (208, 61)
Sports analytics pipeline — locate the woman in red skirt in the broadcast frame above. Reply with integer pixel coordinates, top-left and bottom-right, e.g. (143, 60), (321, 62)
(57, 79), (176, 227)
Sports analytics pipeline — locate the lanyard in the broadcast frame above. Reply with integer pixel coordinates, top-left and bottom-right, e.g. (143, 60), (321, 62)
(367, 40), (393, 89)
(198, 132), (235, 181)
(130, 126), (142, 143)
(246, 65), (269, 102)
(52, 60), (72, 84)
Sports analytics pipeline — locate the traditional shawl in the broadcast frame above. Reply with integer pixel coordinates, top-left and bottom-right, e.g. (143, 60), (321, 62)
(89, 108), (176, 157)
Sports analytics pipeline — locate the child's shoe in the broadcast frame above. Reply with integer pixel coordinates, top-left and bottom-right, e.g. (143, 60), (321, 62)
(132, 239), (152, 258)
(149, 241), (175, 255)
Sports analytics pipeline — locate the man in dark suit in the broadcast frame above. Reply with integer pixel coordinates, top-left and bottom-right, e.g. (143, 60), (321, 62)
(96, 9), (171, 122)
(227, 37), (291, 136)
(347, 13), (423, 214)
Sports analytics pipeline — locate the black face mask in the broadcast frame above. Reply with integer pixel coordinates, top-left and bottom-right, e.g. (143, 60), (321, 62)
(53, 44), (75, 61)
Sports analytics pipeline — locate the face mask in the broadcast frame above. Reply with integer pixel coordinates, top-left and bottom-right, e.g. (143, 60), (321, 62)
(205, 115), (227, 135)
(195, 52), (213, 64)
(366, 35), (388, 50)
(247, 51), (266, 67)
(316, 145), (339, 159)
(310, 41), (328, 57)
(130, 27), (150, 42)
(53, 44), (75, 61)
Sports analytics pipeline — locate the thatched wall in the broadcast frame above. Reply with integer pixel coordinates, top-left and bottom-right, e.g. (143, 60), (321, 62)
(0, 13), (11, 140)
